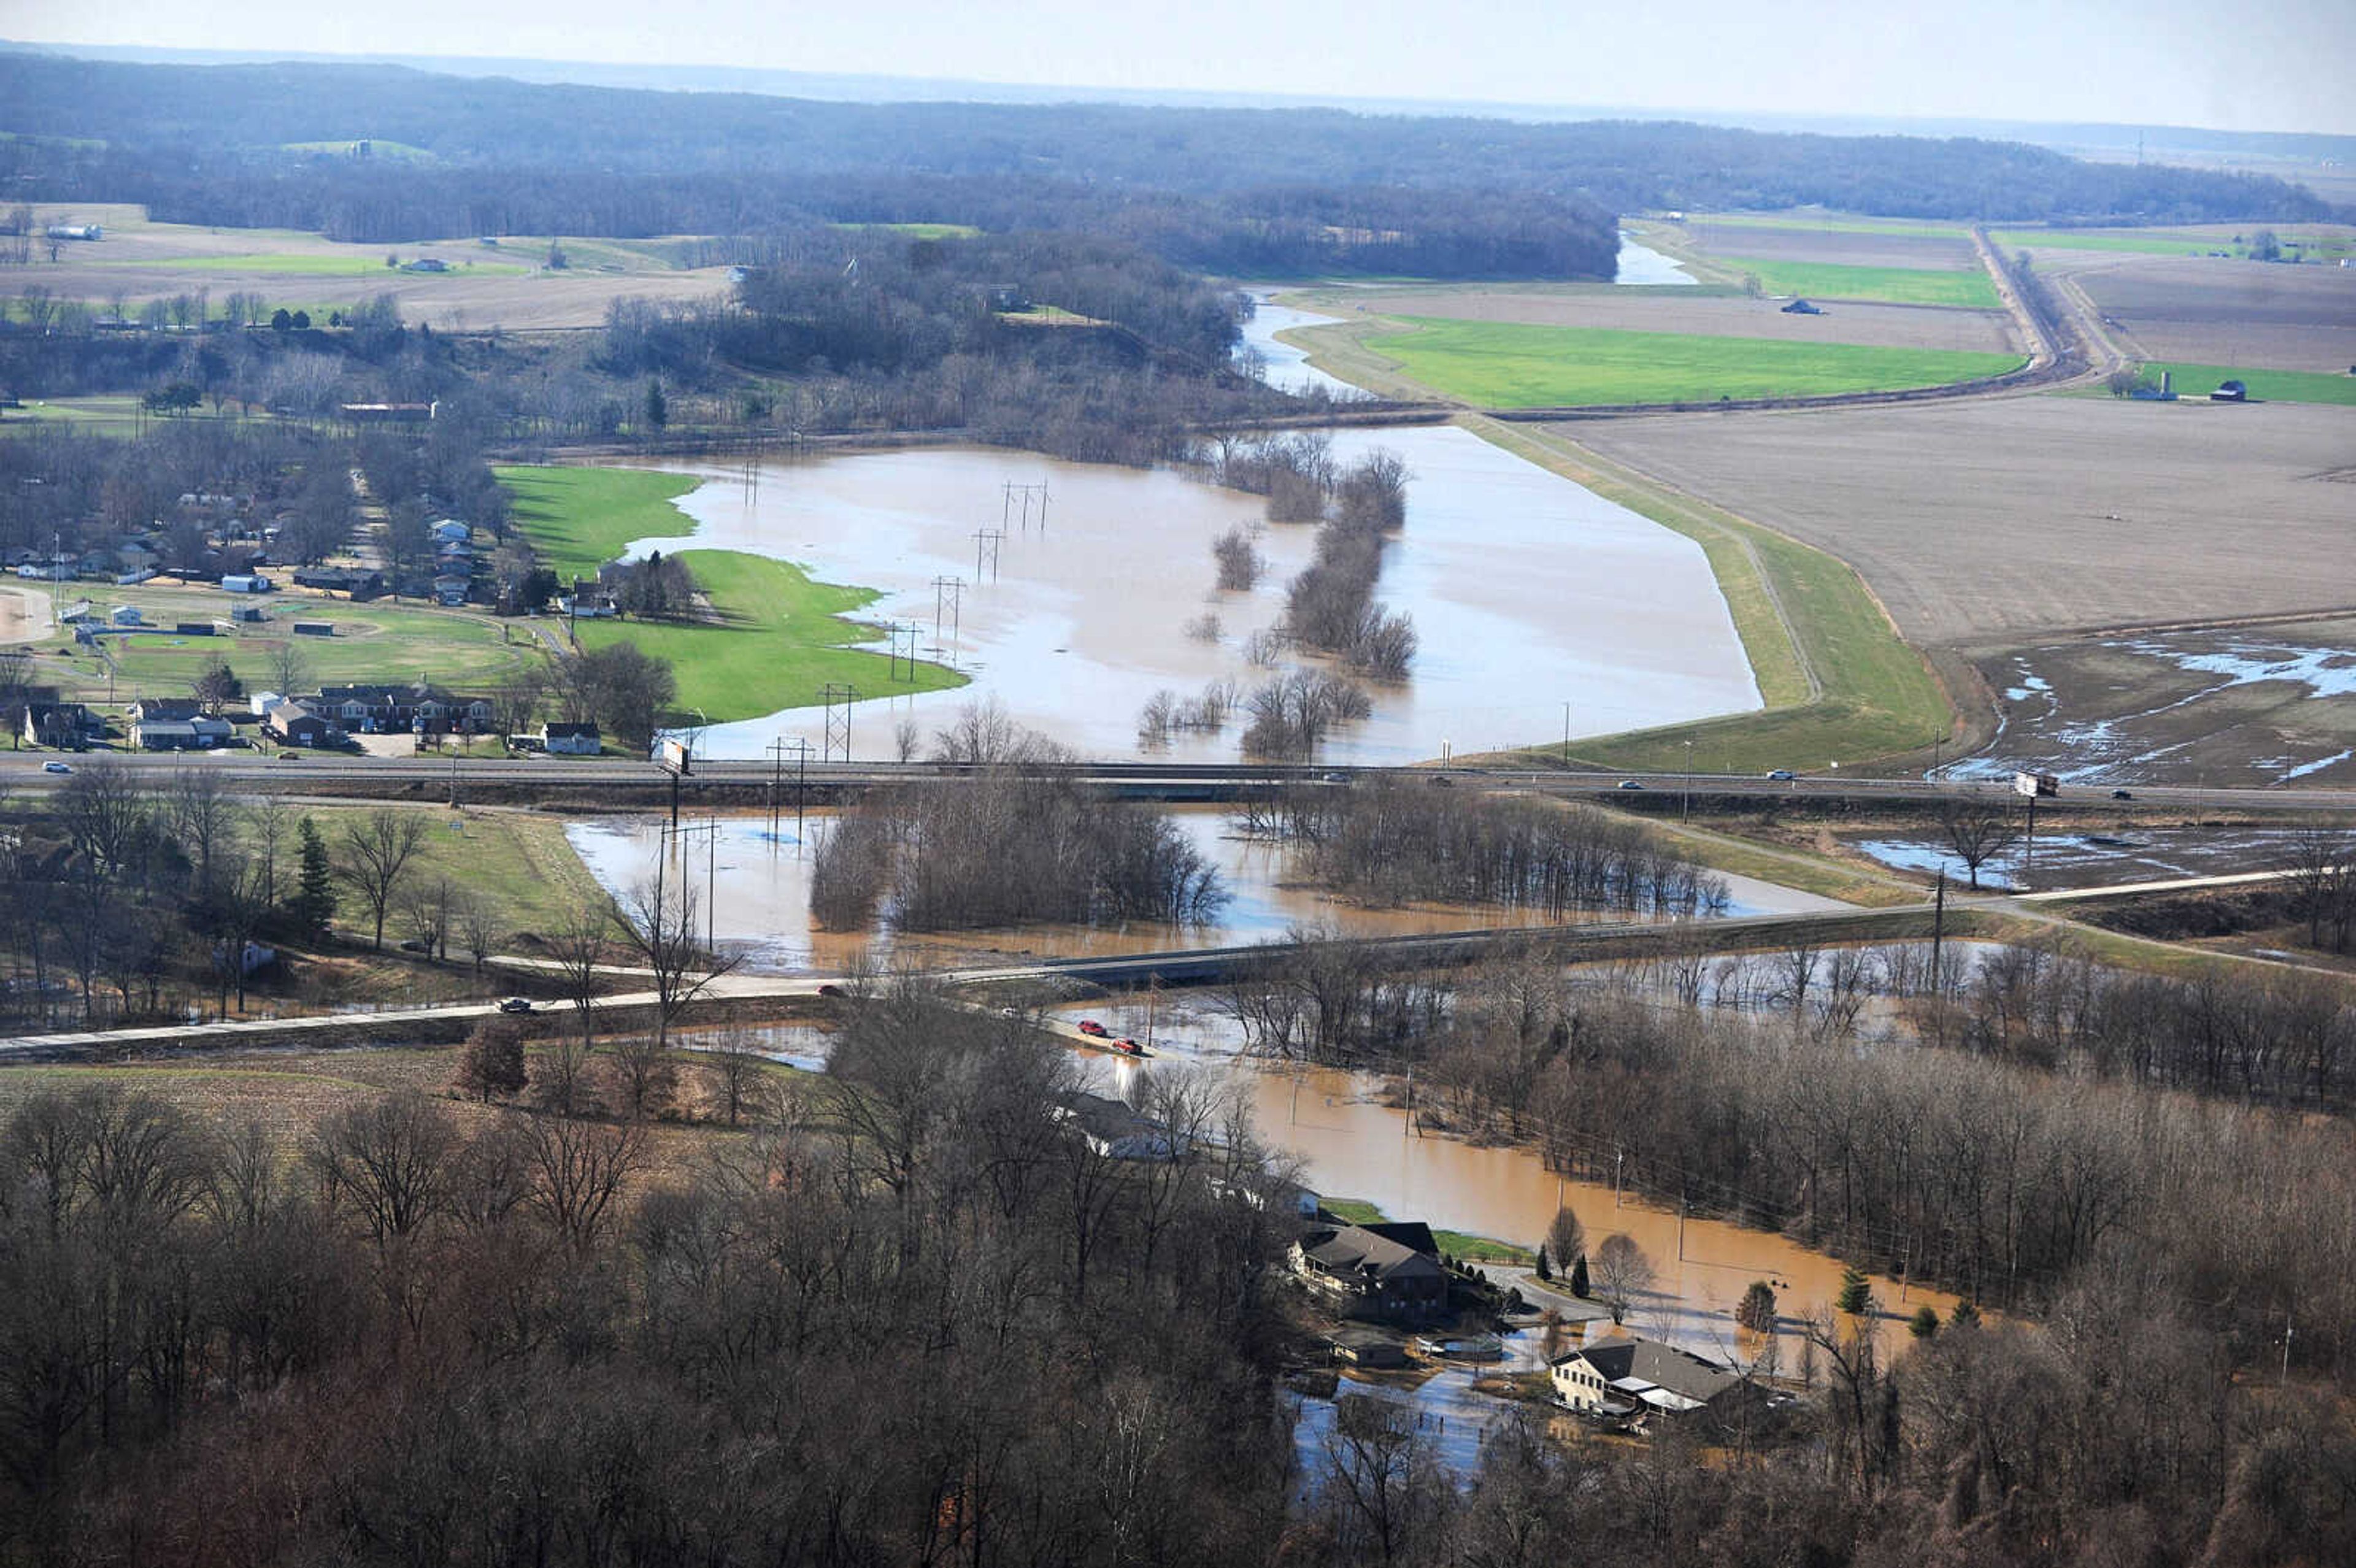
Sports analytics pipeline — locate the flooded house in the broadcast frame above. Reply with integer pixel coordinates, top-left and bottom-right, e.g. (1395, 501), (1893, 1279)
(1550, 1334), (1741, 1423)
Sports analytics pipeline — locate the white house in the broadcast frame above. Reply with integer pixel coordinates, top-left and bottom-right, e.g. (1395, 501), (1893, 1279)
(540, 721), (602, 755)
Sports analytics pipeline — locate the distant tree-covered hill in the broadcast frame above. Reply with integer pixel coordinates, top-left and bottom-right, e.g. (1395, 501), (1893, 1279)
(0, 52), (2336, 269)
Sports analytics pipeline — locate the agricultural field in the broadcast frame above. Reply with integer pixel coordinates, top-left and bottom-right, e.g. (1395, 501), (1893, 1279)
(6, 202), (733, 329)
(2130, 363), (2356, 406)
(2071, 255), (2356, 372)
(1668, 217), (1980, 271)
(1699, 258), (2001, 309)
(504, 464), (966, 721)
(1960, 619), (2356, 788)
(1282, 283), (2019, 354)
(1573, 396), (2356, 648)
(1359, 317), (2022, 407)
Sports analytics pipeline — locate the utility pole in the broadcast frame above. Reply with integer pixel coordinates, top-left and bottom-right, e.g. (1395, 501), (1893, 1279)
(1930, 870), (1947, 997)
(886, 621), (921, 682)
(931, 575), (964, 664)
(768, 735), (812, 841)
(972, 527), (1004, 582)
(1614, 1148), (1624, 1208)
(1562, 701), (1571, 768)
(821, 683), (856, 763)
(1683, 739), (1693, 823)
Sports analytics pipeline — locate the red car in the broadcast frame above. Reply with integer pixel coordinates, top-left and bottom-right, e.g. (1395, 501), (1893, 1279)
(1117, 1039), (1144, 1056)
(1076, 1019), (1109, 1037)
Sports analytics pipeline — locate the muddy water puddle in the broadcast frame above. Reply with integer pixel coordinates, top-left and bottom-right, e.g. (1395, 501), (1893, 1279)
(614, 423), (1757, 765)
(566, 805), (1835, 974)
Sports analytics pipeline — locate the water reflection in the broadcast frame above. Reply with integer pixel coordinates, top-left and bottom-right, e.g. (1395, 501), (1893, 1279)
(1614, 235), (1700, 286)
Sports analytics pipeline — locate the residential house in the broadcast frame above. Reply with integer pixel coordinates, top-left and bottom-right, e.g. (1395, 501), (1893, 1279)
(261, 697), (347, 748)
(219, 574), (273, 593)
(317, 683), (493, 736)
(21, 701), (101, 749)
(1055, 1091), (1187, 1161)
(132, 714), (234, 750)
(431, 572), (472, 607)
(129, 697), (205, 724)
(541, 721), (602, 755)
(291, 566), (384, 599)
(1288, 1221), (1449, 1323)
(1550, 1335), (1742, 1423)
(430, 520), (472, 545)
(109, 605), (143, 627)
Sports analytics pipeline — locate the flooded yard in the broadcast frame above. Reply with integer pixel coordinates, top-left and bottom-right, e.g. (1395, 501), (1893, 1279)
(614, 421), (1758, 765)
(1850, 821), (2324, 893)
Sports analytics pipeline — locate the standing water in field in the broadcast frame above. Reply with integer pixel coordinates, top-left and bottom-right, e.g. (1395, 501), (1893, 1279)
(1234, 292), (1367, 398)
(1614, 234), (1700, 285)
(612, 424), (1758, 763)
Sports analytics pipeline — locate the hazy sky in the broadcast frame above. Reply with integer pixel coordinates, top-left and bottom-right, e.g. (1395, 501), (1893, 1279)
(9, 0), (2354, 135)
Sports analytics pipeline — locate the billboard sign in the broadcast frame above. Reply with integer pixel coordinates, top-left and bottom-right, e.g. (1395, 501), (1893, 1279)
(2012, 771), (2058, 799)
(658, 737), (692, 776)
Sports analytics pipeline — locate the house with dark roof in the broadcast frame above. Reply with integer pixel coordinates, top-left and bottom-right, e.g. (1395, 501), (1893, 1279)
(1055, 1091), (1186, 1161)
(1290, 1222), (1449, 1322)
(21, 701), (101, 750)
(1550, 1335), (1744, 1423)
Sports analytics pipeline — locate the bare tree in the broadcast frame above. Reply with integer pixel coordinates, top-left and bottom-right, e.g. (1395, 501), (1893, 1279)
(339, 809), (430, 950)
(455, 893), (498, 972)
(1593, 1232), (1655, 1325)
(707, 1028), (769, 1126)
(1941, 799), (2020, 890)
(541, 899), (615, 1114)
(610, 872), (740, 1052)
(265, 639), (314, 699)
(242, 794), (294, 906)
(520, 1112), (641, 1252)
(305, 1094), (457, 1248)
(166, 767), (236, 899)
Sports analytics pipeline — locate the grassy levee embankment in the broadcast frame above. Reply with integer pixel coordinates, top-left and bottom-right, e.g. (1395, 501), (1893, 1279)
(503, 464), (966, 721)
(1461, 417), (1957, 777)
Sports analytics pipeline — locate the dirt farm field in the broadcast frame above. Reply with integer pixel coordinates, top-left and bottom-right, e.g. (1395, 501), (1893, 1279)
(1570, 396), (2356, 647)
(1677, 220), (1981, 272)
(2069, 256), (2356, 372)
(1955, 618), (2356, 788)
(1287, 283), (2019, 355)
(9, 203), (732, 330)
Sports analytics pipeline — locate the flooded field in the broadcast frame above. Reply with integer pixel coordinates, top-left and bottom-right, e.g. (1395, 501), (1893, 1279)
(1614, 236), (1699, 285)
(1959, 624), (2356, 786)
(566, 805), (1847, 973)
(618, 425), (1758, 765)
(1851, 821), (2320, 892)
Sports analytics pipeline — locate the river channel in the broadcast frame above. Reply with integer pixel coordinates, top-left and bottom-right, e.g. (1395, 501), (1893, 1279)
(616, 426), (1757, 765)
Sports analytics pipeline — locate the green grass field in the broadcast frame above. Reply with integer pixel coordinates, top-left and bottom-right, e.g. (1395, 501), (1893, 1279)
(502, 464), (966, 721)
(571, 551), (966, 721)
(501, 466), (703, 580)
(2144, 363), (2356, 406)
(49, 598), (545, 702)
(1465, 418), (1955, 776)
(1712, 257), (2001, 309)
(1374, 318), (2022, 407)
(1678, 214), (1971, 239)
(281, 139), (438, 161)
(834, 221), (985, 240)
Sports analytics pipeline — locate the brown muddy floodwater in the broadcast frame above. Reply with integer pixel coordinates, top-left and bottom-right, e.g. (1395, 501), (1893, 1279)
(614, 424), (1758, 766)
(565, 807), (1851, 974)
(1060, 990), (1960, 1361)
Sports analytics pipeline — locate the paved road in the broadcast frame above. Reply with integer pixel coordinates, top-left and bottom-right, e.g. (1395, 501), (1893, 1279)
(1, 752), (2350, 815)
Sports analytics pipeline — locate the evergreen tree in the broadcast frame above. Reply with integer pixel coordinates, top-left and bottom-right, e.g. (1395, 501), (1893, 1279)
(1837, 1265), (1874, 1317)
(1738, 1280), (1778, 1334)
(1568, 1251), (1590, 1299)
(1534, 1243), (1551, 1282)
(293, 817), (336, 938)
(644, 378), (668, 429)
(1950, 1300), (1982, 1330)
(1909, 1305), (1942, 1340)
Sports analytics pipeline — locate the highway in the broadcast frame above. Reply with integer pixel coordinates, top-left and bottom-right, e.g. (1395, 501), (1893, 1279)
(2, 750), (2352, 815)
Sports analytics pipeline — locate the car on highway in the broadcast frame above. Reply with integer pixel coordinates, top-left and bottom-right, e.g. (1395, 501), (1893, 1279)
(278, 751), (305, 761)
(1077, 1019), (1110, 1037)
(1617, 779), (1644, 790)
(497, 997), (534, 1014)
(2111, 789), (2135, 801)
(42, 761), (72, 774)
(1765, 769), (1795, 782)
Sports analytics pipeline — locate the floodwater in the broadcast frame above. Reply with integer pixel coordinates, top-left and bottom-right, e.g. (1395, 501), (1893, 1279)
(1236, 293), (1366, 399)
(1852, 824), (2322, 893)
(1615, 235), (1700, 286)
(617, 428), (1758, 765)
(565, 806), (1847, 974)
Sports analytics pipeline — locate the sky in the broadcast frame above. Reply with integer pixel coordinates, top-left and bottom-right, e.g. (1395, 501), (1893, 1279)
(7, 0), (2355, 136)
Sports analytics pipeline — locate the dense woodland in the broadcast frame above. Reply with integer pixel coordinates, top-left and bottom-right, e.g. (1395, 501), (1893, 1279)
(0, 51), (2339, 273)
(5, 970), (2354, 1567)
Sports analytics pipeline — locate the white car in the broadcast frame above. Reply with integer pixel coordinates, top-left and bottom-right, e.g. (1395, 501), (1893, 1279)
(41, 761), (72, 774)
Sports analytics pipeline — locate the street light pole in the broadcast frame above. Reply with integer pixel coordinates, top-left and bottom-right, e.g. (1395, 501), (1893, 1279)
(1683, 739), (1693, 823)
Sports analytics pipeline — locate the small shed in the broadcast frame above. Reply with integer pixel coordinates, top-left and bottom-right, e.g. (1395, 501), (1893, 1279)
(291, 621), (336, 637)
(2210, 379), (2249, 402)
(1780, 298), (1824, 315)
(173, 622), (215, 637)
(109, 605), (144, 626)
